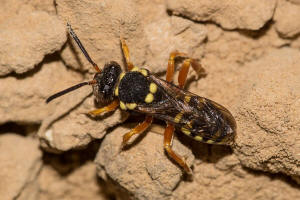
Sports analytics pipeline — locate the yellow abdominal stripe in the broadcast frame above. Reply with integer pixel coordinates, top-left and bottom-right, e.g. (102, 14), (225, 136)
(174, 112), (183, 123)
(184, 95), (191, 103)
(194, 136), (203, 141)
(206, 140), (214, 144)
(181, 127), (191, 135)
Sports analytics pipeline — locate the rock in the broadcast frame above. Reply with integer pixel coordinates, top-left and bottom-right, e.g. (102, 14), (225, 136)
(95, 127), (194, 200)
(38, 100), (128, 151)
(234, 48), (300, 179)
(144, 15), (207, 73)
(166, 0), (276, 30)
(274, 0), (300, 38)
(0, 61), (82, 124)
(0, 134), (42, 200)
(38, 162), (107, 200)
(288, 0), (300, 5)
(0, 6), (66, 75)
(173, 154), (300, 200)
(57, 0), (146, 72)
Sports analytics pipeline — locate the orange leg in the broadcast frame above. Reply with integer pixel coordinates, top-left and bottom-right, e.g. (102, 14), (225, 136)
(122, 116), (153, 147)
(166, 51), (205, 84)
(164, 51), (202, 173)
(166, 51), (187, 82)
(120, 37), (134, 71)
(164, 123), (191, 173)
(88, 100), (119, 116)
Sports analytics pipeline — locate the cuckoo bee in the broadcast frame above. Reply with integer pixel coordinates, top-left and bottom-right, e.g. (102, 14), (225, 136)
(47, 24), (237, 173)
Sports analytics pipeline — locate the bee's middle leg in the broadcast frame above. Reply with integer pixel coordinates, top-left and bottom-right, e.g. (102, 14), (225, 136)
(122, 116), (153, 147)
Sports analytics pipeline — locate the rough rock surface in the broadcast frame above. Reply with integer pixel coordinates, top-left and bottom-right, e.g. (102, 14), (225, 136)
(0, 61), (82, 124)
(0, 134), (42, 200)
(1, 0), (300, 200)
(96, 127), (194, 200)
(234, 48), (300, 179)
(274, 0), (300, 38)
(57, 0), (146, 72)
(0, 5), (66, 75)
(38, 162), (107, 200)
(166, 0), (277, 30)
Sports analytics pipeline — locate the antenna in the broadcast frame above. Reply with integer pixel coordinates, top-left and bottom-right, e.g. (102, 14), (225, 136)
(46, 80), (96, 103)
(67, 23), (101, 72)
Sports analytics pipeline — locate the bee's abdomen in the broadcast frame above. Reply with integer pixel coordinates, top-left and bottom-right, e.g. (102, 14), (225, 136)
(175, 96), (236, 145)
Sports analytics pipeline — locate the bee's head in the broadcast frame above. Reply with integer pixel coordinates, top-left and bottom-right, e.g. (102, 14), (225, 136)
(92, 61), (122, 104)
(46, 24), (123, 104)
(46, 61), (122, 104)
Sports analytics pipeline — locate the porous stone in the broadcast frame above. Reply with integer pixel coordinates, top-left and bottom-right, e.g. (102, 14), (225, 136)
(234, 48), (300, 179)
(0, 134), (42, 200)
(0, 6), (66, 75)
(166, 0), (276, 30)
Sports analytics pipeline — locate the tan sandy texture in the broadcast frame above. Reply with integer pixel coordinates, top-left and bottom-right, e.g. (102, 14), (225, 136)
(166, 0), (277, 30)
(38, 162), (107, 200)
(234, 48), (300, 180)
(0, 134), (42, 200)
(0, 5), (66, 75)
(0, 0), (300, 200)
(274, 0), (300, 38)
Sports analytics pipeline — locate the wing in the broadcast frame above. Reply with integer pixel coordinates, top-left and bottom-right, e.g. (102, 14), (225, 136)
(134, 74), (206, 128)
(134, 75), (236, 144)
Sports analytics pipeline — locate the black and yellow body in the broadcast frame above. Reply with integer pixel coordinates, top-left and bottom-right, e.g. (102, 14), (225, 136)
(91, 64), (236, 145)
(47, 24), (237, 174)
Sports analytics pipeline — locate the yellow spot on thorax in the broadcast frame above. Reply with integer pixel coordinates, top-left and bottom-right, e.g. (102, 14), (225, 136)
(149, 83), (157, 93)
(120, 101), (127, 110)
(140, 69), (148, 76)
(126, 103), (137, 110)
(131, 67), (139, 71)
(145, 93), (154, 103)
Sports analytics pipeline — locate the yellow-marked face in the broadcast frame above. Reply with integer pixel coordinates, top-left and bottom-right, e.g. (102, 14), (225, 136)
(145, 93), (154, 103)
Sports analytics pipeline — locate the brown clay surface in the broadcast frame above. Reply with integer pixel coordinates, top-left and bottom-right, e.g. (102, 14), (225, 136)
(0, 0), (300, 200)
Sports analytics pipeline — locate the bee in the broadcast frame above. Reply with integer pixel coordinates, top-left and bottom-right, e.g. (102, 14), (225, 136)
(47, 24), (237, 174)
